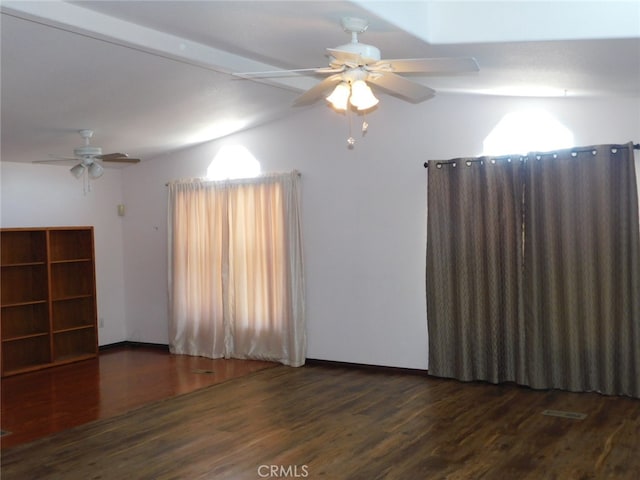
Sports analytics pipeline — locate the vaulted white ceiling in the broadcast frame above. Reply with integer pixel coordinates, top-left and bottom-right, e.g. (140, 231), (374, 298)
(1, 1), (639, 165)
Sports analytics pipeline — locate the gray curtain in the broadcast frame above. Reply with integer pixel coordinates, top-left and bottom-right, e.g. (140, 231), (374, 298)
(426, 143), (640, 397)
(426, 157), (525, 383)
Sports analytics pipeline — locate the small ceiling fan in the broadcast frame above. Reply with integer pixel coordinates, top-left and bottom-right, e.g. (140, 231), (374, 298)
(35, 129), (140, 179)
(235, 17), (479, 109)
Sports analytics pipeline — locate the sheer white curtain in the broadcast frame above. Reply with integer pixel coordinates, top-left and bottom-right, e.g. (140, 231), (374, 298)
(167, 171), (306, 367)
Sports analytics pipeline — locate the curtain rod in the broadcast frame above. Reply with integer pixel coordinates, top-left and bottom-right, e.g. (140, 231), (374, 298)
(165, 171), (301, 186)
(423, 143), (640, 168)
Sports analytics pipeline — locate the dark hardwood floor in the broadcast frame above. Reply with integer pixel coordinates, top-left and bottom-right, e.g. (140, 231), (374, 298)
(2, 346), (639, 479)
(0, 345), (277, 449)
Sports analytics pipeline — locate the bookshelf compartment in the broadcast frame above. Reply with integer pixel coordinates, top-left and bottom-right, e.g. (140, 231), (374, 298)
(49, 229), (93, 262)
(53, 328), (97, 361)
(2, 335), (51, 373)
(1, 230), (47, 265)
(50, 261), (94, 300)
(1, 303), (49, 339)
(53, 297), (95, 331)
(1, 264), (48, 305)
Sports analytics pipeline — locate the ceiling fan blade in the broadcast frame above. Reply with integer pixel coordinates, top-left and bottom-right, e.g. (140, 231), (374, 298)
(99, 154), (141, 164)
(367, 73), (436, 103)
(233, 67), (334, 78)
(293, 74), (343, 106)
(315, 66), (346, 74)
(103, 158), (141, 164)
(98, 153), (141, 163)
(44, 153), (79, 160)
(33, 158), (77, 164)
(369, 57), (479, 74)
(97, 152), (126, 160)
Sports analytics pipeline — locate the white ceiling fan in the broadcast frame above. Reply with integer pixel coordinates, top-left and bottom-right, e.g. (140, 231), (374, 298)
(236, 17), (479, 110)
(35, 129), (140, 180)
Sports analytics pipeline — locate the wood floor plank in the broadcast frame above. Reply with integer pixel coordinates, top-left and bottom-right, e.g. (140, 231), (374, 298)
(0, 346), (276, 448)
(2, 362), (640, 479)
(2, 350), (639, 479)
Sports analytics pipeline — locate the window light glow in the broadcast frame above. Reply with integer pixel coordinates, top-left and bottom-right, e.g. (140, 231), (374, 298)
(206, 145), (261, 181)
(483, 109), (574, 156)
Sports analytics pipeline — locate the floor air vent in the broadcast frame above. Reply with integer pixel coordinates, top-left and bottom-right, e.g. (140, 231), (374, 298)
(192, 369), (215, 374)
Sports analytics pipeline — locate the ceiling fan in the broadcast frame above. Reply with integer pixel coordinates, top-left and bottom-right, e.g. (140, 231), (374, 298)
(35, 129), (140, 179)
(235, 17), (479, 110)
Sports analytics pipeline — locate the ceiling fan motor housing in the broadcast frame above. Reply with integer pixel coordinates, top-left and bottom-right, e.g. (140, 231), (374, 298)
(333, 42), (381, 64)
(74, 146), (102, 158)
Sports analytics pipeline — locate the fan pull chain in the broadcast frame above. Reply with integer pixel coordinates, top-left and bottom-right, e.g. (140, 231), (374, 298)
(81, 170), (92, 195)
(347, 106), (355, 148)
(345, 109), (372, 148)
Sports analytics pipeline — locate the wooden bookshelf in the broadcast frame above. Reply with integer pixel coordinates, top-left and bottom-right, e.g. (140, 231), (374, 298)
(1, 227), (98, 376)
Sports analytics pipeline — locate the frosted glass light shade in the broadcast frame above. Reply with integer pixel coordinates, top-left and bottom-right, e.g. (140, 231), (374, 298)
(326, 82), (350, 111)
(88, 162), (104, 179)
(349, 80), (378, 110)
(70, 163), (86, 178)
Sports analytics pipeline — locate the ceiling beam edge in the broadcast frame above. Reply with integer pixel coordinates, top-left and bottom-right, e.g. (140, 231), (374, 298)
(0, 0), (317, 93)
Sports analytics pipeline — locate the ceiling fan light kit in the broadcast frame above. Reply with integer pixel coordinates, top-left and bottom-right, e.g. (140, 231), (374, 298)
(87, 161), (104, 179)
(325, 66), (380, 112)
(33, 129), (141, 192)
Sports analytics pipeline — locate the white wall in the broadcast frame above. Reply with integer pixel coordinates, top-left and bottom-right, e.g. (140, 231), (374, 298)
(0, 162), (127, 345)
(121, 93), (640, 369)
(3, 95), (637, 366)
